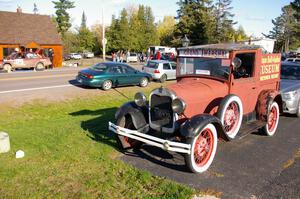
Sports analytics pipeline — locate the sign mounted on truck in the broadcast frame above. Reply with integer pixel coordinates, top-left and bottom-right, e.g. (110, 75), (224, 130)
(178, 49), (230, 58)
(260, 54), (281, 81)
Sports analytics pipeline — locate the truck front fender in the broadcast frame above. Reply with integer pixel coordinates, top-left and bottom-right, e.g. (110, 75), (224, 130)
(256, 90), (283, 122)
(115, 101), (149, 131)
(180, 114), (229, 141)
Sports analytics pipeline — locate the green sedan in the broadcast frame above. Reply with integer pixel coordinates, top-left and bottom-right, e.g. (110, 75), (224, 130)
(76, 62), (152, 90)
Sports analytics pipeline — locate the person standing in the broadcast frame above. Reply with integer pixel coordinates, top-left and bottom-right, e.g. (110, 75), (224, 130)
(120, 51), (124, 63)
(48, 49), (54, 69)
(112, 52), (116, 62)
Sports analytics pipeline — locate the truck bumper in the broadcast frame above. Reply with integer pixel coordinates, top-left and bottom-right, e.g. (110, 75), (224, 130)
(108, 122), (191, 154)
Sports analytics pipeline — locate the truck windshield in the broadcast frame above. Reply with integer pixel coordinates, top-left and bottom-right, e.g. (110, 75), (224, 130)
(178, 57), (231, 80)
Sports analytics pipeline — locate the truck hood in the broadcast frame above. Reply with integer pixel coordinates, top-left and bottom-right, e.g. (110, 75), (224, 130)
(281, 79), (300, 93)
(167, 77), (229, 116)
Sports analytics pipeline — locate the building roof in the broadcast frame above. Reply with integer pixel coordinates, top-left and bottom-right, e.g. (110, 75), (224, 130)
(178, 43), (262, 51)
(0, 11), (62, 45)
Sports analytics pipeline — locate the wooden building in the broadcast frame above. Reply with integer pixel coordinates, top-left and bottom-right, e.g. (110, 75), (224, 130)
(0, 10), (63, 67)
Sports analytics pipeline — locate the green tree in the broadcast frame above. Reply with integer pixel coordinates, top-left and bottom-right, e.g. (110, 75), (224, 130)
(52, 0), (75, 36)
(143, 6), (159, 49)
(265, 5), (297, 52)
(291, 0), (300, 40)
(232, 25), (247, 42)
(77, 13), (95, 52)
(62, 31), (79, 54)
(174, 0), (215, 46)
(213, 0), (236, 42)
(157, 16), (176, 46)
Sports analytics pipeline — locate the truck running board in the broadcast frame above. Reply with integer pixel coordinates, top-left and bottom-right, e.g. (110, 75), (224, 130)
(108, 122), (191, 154)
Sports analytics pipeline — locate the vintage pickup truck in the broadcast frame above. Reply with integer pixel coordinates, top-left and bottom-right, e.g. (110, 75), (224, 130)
(109, 43), (282, 173)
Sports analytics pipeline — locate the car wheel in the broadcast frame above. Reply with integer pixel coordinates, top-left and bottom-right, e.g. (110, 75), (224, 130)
(185, 123), (218, 173)
(262, 101), (279, 136)
(296, 101), (300, 118)
(3, 64), (12, 73)
(102, 80), (112, 90)
(160, 74), (167, 83)
(116, 115), (142, 150)
(35, 63), (45, 71)
(217, 94), (243, 140)
(139, 77), (149, 87)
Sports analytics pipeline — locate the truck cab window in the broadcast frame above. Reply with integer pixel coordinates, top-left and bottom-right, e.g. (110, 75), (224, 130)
(234, 53), (255, 79)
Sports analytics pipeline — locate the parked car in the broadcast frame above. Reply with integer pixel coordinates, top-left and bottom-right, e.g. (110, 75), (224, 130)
(143, 60), (177, 82)
(109, 43), (282, 173)
(284, 57), (300, 64)
(83, 52), (94, 59)
(280, 62), (300, 117)
(69, 53), (82, 60)
(0, 51), (51, 72)
(126, 53), (138, 63)
(64, 54), (72, 61)
(76, 62), (152, 90)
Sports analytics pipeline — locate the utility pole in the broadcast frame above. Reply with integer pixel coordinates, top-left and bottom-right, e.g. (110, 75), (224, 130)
(102, 8), (106, 61)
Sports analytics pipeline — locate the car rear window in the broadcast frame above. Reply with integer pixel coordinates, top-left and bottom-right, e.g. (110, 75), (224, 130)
(91, 63), (107, 71)
(130, 53), (137, 56)
(281, 64), (300, 80)
(146, 62), (158, 69)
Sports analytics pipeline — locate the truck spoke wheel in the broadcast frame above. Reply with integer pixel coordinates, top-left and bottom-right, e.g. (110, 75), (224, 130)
(116, 116), (142, 150)
(217, 95), (243, 140)
(185, 123), (218, 173)
(263, 101), (279, 136)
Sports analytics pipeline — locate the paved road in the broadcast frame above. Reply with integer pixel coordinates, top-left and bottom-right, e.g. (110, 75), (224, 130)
(0, 63), (144, 105)
(121, 116), (300, 199)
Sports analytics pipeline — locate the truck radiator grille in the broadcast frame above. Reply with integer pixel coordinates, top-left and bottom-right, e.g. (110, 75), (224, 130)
(150, 94), (173, 128)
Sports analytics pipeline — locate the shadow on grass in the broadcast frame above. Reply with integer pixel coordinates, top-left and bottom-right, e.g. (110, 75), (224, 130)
(70, 107), (119, 150)
(70, 107), (188, 172)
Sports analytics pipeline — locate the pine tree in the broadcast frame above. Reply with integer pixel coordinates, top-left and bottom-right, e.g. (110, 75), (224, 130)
(52, 0), (75, 36)
(214, 0), (236, 43)
(291, 0), (300, 38)
(81, 11), (87, 29)
(264, 5), (297, 52)
(174, 0), (215, 46)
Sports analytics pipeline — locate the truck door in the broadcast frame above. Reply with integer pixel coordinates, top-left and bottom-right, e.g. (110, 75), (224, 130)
(230, 52), (259, 115)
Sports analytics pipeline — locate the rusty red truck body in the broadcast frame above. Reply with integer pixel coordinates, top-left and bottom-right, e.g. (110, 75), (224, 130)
(109, 43), (282, 173)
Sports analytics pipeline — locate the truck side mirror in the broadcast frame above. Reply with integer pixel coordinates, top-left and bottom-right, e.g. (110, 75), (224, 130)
(232, 57), (242, 71)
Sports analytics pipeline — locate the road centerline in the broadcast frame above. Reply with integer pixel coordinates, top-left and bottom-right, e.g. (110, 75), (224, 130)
(0, 84), (81, 94)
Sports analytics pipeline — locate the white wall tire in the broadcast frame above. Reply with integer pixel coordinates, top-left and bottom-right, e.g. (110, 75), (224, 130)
(217, 95), (243, 140)
(263, 101), (279, 136)
(3, 64), (12, 73)
(185, 123), (218, 173)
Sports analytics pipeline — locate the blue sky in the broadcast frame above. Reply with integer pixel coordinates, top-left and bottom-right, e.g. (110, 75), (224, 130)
(0, 0), (293, 37)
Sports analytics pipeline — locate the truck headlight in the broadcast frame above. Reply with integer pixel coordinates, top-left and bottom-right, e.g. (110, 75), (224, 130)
(172, 98), (186, 114)
(134, 92), (147, 107)
(283, 91), (297, 100)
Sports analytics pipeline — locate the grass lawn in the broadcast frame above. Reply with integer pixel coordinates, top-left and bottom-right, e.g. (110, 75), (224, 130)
(0, 87), (195, 199)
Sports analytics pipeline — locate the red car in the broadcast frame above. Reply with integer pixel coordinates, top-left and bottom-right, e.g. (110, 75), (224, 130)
(109, 43), (282, 173)
(0, 51), (51, 72)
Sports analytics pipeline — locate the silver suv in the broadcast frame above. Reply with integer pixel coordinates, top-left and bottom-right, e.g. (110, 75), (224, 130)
(143, 60), (176, 82)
